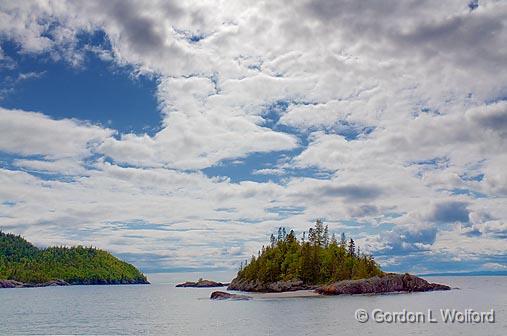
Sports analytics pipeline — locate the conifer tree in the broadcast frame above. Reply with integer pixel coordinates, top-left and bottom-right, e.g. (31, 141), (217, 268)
(348, 238), (356, 256)
(330, 233), (337, 246)
(323, 225), (329, 247)
(315, 219), (324, 246)
(340, 232), (346, 248)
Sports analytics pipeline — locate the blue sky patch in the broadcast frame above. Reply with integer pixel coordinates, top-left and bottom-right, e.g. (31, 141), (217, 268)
(0, 34), (160, 135)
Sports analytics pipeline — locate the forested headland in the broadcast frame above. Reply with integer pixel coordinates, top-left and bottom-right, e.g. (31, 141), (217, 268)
(0, 231), (148, 285)
(235, 220), (383, 286)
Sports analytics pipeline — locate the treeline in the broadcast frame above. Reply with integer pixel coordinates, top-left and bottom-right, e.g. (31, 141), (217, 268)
(237, 220), (383, 285)
(0, 231), (147, 284)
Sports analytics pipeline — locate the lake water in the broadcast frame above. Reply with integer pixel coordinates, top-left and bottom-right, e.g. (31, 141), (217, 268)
(1, 273), (506, 335)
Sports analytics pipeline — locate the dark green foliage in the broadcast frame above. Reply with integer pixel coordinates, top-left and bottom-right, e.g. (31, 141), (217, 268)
(236, 221), (383, 285)
(0, 231), (147, 284)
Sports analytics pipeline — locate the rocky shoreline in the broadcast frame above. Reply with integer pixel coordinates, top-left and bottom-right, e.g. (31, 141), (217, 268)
(0, 278), (149, 288)
(228, 279), (317, 292)
(0, 279), (69, 288)
(227, 273), (450, 295)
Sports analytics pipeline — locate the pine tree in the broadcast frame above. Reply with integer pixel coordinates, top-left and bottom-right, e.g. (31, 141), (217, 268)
(287, 230), (296, 242)
(348, 238), (356, 256)
(315, 219), (324, 246)
(330, 233), (337, 246)
(308, 228), (316, 245)
(323, 225), (329, 247)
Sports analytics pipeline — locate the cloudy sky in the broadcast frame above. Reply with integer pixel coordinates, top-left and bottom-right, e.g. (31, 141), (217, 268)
(0, 0), (506, 274)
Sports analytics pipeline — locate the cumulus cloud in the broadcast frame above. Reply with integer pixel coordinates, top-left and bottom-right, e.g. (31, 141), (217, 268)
(0, 0), (506, 272)
(0, 107), (113, 160)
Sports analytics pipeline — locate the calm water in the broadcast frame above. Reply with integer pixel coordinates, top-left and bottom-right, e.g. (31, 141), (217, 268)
(0, 273), (506, 335)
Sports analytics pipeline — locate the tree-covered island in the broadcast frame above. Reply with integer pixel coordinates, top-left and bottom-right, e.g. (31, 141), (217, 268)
(0, 231), (148, 287)
(228, 220), (450, 293)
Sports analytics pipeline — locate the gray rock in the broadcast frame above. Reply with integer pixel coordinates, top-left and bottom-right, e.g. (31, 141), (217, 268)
(0, 279), (25, 288)
(228, 278), (317, 292)
(210, 291), (252, 300)
(315, 273), (450, 295)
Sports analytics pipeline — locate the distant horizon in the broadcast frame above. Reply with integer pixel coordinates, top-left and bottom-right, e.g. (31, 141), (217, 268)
(141, 269), (507, 277)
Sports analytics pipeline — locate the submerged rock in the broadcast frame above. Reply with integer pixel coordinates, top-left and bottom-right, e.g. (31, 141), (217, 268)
(315, 273), (450, 295)
(210, 291), (252, 300)
(176, 279), (228, 288)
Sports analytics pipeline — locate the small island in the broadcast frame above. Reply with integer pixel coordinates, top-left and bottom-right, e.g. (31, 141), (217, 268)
(226, 220), (449, 295)
(0, 231), (148, 288)
(176, 278), (229, 287)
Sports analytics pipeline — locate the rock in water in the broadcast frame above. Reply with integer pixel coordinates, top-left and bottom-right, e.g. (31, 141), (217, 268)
(210, 291), (252, 300)
(315, 273), (450, 295)
(176, 279), (229, 287)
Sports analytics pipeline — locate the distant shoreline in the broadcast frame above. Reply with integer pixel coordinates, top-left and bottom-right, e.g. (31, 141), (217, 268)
(419, 271), (507, 277)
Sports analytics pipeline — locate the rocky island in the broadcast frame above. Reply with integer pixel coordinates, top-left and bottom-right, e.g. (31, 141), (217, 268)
(226, 220), (449, 296)
(176, 278), (229, 287)
(0, 231), (149, 288)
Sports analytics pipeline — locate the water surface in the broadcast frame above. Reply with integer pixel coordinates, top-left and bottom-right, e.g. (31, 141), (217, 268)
(1, 273), (505, 335)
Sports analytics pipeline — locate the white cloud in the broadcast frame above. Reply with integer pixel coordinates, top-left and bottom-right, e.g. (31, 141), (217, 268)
(0, 0), (506, 272)
(252, 168), (286, 176)
(0, 107), (113, 160)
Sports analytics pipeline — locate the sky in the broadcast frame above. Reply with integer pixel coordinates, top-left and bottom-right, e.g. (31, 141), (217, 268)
(0, 0), (506, 274)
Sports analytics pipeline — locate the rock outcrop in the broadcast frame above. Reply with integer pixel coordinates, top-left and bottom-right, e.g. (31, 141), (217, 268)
(176, 279), (229, 288)
(210, 291), (252, 300)
(315, 273), (450, 295)
(0, 279), (25, 288)
(227, 278), (317, 292)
